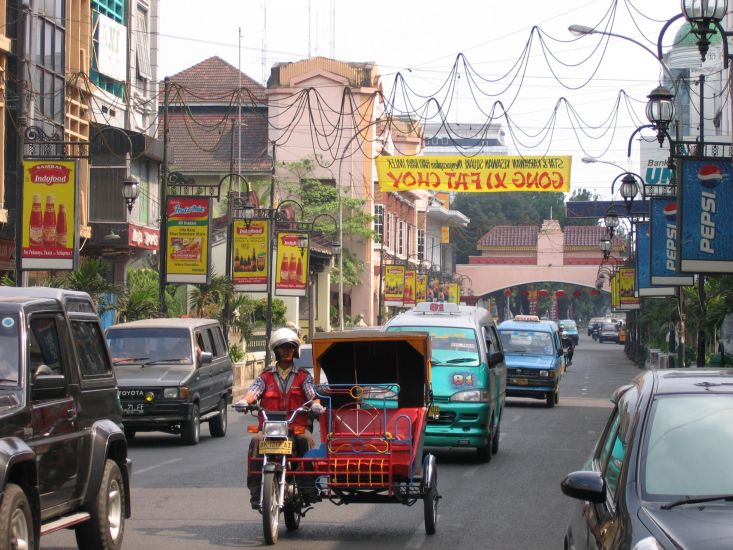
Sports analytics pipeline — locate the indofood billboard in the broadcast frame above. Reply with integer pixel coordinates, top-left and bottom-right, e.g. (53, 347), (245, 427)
(678, 158), (733, 272)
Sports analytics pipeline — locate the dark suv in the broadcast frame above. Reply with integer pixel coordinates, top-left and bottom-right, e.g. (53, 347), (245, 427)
(106, 318), (233, 445)
(0, 287), (131, 550)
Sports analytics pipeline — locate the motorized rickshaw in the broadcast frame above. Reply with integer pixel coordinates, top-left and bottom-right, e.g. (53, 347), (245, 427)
(241, 330), (440, 545)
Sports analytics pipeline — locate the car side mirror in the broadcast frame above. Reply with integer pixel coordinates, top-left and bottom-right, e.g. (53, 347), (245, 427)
(488, 351), (504, 368)
(32, 374), (67, 400)
(198, 351), (213, 364)
(560, 471), (606, 503)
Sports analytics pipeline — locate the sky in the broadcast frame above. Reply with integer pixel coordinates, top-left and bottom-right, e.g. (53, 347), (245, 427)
(157, 0), (687, 202)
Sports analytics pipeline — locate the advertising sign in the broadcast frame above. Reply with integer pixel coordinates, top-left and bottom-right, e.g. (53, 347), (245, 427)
(416, 273), (427, 303)
(384, 264), (405, 307)
(21, 160), (78, 270)
(403, 270), (416, 307)
(440, 226), (450, 244)
(377, 155), (571, 193)
(636, 222), (675, 297)
(640, 139), (674, 186)
(96, 13), (127, 81)
(166, 197), (211, 284)
(618, 267), (640, 309)
(649, 198), (695, 286)
(233, 219), (269, 292)
(128, 223), (159, 250)
(275, 232), (308, 297)
(611, 272), (619, 310)
(679, 158), (733, 272)
(447, 283), (460, 304)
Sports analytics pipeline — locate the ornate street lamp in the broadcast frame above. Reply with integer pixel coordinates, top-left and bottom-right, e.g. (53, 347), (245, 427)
(645, 86), (676, 146)
(682, 0), (727, 62)
(604, 210), (620, 237)
(121, 175), (140, 214)
(599, 237), (612, 260)
(619, 173), (639, 213)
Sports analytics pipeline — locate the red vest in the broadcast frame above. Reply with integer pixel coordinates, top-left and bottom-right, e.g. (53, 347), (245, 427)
(258, 368), (310, 428)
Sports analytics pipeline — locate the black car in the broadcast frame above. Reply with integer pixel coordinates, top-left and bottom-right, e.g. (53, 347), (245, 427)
(561, 369), (733, 549)
(106, 318), (233, 445)
(0, 287), (131, 550)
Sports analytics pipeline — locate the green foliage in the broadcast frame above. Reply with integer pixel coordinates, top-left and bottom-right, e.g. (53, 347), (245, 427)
(113, 268), (161, 323)
(188, 273), (234, 322)
(229, 342), (245, 363)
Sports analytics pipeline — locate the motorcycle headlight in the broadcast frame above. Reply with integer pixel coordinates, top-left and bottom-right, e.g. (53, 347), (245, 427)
(450, 390), (490, 402)
(163, 388), (178, 399)
(632, 537), (665, 550)
(263, 421), (288, 438)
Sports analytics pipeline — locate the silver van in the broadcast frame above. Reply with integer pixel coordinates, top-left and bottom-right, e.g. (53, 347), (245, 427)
(106, 318), (233, 445)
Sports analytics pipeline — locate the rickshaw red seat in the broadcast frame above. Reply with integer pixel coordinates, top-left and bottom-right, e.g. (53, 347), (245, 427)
(324, 406), (426, 443)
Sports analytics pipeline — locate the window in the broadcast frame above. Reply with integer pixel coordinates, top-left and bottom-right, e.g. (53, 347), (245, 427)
(29, 316), (64, 378)
(374, 204), (385, 243)
(135, 11), (152, 80)
(213, 326), (228, 355)
(597, 411), (624, 500)
(207, 328), (222, 357)
(31, 6), (66, 133)
(417, 229), (425, 261)
(385, 213), (392, 251)
(398, 221), (405, 256)
(197, 330), (214, 355)
(71, 321), (112, 377)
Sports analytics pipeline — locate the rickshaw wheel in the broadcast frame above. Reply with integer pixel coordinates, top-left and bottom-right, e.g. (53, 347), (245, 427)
(423, 469), (438, 535)
(283, 487), (301, 531)
(262, 472), (280, 544)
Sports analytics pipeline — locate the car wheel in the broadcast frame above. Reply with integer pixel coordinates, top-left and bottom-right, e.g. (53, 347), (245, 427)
(554, 390), (559, 405)
(0, 483), (34, 550)
(476, 429), (492, 463)
(491, 418), (500, 455)
(546, 392), (555, 408)
(182, 403), (200, 445)
(209, 398), (228, 438)
(75, 459), (125, 550)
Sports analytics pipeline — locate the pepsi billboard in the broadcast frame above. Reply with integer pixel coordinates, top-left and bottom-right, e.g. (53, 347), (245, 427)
(636, 222), (675, 296)
(679, 159), (733, 272)
(649, 198), (694, 285)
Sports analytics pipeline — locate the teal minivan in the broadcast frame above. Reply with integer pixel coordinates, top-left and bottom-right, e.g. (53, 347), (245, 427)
(383, 302), (506, 462)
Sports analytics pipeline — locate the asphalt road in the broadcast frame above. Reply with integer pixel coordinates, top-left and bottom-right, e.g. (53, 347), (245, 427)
(43, 335), (642, 549)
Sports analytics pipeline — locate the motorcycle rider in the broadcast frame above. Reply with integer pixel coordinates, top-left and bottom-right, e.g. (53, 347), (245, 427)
(561, 330), (575, 366)
(239, 327), (324, 509)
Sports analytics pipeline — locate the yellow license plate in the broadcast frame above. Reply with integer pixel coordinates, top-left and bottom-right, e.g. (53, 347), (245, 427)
(428, 405), (440, 419)
(259, 439), (293, 455)
(513, 378), (528, 385)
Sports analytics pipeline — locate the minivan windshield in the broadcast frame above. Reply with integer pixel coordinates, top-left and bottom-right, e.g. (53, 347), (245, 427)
(107, 328), (192, 365)
(385, 325), (480, 366)
(498, 329), (555, 356)
(0, 313), (20, 385)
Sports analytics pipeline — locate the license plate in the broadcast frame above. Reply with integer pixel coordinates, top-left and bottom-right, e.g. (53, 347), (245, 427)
(123, 403), (144, 414)
(259, 439), (293, 455)
(513, 378), (528, 385)
(428, 405), (440, 419)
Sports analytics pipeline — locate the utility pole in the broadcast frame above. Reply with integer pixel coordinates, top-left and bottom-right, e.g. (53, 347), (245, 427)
(159, 76), (170, 313)
(264, 142), (276, 366)
(13, 3), (29, 286)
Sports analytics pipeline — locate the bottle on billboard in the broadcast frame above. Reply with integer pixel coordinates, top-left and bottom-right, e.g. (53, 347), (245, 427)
(29, 194), (43, 248)
(56, 204), (67, 249)
(43, 194), (57, 249)
(280, 252), (288, 282)
(287, 252), (296, 283)
(296, 255), (303, 283)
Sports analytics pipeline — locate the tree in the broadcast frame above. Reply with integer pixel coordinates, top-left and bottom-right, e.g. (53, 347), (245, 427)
(112, 268), (164, 323)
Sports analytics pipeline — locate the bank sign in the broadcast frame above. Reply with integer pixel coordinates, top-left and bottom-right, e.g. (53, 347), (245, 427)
(649, 198), (694, 286)
(678, 158), (733, 272)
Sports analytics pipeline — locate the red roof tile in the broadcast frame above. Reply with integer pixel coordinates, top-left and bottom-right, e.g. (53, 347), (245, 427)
(564, 225), (624, 248)
(165, 56), (266, 105)
(478, 225), (538, 248)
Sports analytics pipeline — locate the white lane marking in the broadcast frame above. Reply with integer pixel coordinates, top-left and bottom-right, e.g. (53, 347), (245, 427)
(135, 458), (182, 474)
(512, 414), (522, 422)
(405, 515), (442, 548)
(463, 465), (480, 477)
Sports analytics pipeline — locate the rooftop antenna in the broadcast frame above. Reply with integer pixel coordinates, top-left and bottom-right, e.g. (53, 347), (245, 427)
(238, 27), (242, 182)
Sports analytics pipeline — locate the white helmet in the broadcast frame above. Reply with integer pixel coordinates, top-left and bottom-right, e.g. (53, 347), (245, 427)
(270, 327), (300, 358)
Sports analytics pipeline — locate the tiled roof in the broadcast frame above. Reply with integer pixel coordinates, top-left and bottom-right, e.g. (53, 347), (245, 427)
(478, 225), (538, 248)
(167, 111), (271, 173)
(165, 56), (266, 105)
(564, 225), (624, 248)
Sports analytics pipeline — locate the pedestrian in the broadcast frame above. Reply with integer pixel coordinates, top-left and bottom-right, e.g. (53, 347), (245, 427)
(237, 327), (324, 509)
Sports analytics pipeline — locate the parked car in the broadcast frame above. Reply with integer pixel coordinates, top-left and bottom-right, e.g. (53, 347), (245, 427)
(558, 319), (579, 346)
(106, 318), (233, 445)
(0, 287), (131, 550)
(561, 369), (733, 549)
(598, 321), (620, 343)
(384, 301), (506, 462)
(498, 317), (565, 407)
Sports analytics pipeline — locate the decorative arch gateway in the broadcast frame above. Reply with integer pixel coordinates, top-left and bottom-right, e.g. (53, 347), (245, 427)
(455, 220), (626, 298)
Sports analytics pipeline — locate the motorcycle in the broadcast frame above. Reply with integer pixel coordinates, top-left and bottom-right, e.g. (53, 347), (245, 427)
(235, 399), (317, 545)
(561, 333), (574, 367)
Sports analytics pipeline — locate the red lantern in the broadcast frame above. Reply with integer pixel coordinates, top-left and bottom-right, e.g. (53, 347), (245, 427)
(538, 289), (548, 298)
(573, 290), (582, 298)
(590, 289), (598, 296)
(503, 288), (512, 297)
(522, 290), (530, 297)
(555, 290), (566, 298)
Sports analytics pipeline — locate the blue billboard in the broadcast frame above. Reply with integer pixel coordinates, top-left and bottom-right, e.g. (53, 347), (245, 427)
(649, 198), (694, 285)
(636, 222), (675, 296)
(679, 158), (733, 272)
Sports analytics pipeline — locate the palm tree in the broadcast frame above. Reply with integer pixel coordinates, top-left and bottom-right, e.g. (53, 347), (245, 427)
(188, 274), (233, 321)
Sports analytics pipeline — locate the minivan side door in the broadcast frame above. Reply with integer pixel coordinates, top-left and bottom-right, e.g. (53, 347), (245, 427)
(485, 324), (507, 413)
(193, 328), (217, 413)
(206, 325), (232, 401)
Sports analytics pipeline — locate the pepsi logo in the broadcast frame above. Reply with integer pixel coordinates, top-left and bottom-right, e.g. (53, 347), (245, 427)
(698, 164), (723, 189)
(663, 202), (677, 222)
